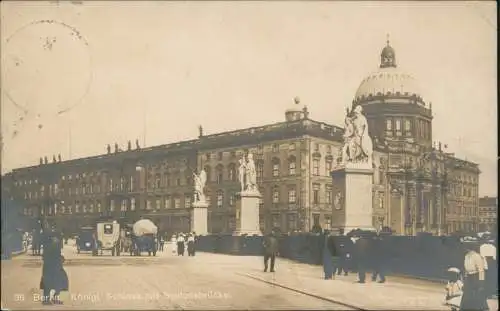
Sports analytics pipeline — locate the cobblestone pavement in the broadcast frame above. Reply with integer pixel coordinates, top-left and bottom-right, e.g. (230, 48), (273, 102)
(4, 245), (497, 311)
(1, 246), (354, 310)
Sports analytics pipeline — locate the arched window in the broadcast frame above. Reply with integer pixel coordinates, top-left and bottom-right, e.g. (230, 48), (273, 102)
(216, 164), (224, 184)
(288, 156), (296, 176)
(272, 158), (280, 177)
(228, 163), (237, 181)
(216, 190), (224, 208)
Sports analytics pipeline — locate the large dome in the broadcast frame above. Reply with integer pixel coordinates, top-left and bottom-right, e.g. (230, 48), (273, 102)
(354, 39), (423, 102)
(354, 66), (421, 100)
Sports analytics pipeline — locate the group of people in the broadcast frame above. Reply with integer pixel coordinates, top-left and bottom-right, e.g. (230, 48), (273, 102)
(444, 241), (497, 311)
(164, 233), (197, 256)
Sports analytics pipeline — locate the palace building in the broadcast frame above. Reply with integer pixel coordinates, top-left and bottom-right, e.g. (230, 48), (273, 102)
(1, 40), (480, 235)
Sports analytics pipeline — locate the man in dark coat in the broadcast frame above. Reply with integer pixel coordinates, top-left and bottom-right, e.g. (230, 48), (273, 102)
(353, 231), (370, 283)
(336, 238), (350, 276)
(40, 230), (69, 305)
(263, 230), (279, 272)
(371, 233), (387, 283)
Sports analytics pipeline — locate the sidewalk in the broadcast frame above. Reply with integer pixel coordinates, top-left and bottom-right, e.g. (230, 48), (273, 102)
(198, 252), (499, 311)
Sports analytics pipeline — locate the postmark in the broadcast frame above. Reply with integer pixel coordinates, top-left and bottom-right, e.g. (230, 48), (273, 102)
(2, 19), (93, 138)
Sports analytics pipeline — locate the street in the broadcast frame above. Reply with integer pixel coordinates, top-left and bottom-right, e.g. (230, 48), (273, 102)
(1, 244), (354, 310)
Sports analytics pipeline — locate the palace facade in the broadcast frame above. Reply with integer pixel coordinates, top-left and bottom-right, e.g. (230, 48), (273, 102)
(1, 40), (480, 235)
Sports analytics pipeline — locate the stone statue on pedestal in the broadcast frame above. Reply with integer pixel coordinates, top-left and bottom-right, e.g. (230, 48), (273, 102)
(238, 157), (246, 192)
(193, 169), (207, 204)
(237, 153), (259, 194)
(340, 105), (373, 166)
(245, 153), (258, 193)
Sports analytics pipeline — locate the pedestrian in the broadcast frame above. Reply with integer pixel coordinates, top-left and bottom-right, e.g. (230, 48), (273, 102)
(263, 229), (279, 272)
(444, 267), (464, 311)
(322, 230), (333, 279)
(176, 234), (185, 256)
(479, 240), (497, 298)
(170, 234), (177, 255)
(39, 229), (69, 305)
(336, 240), (350, 276)
(459, 242), (489, 311)
(371, 232), (387, 283)
(353, 230), (370, 283)
(159, 236), (165, 252)
(187, 234), (195, 256)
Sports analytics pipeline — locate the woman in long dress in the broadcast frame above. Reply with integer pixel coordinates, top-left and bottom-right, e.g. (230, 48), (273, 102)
(40, 230), (68, 305)
(459, 243), (489, 311)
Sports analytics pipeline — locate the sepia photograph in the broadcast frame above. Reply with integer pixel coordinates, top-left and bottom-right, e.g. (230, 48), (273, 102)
(1, 1), (497, 310)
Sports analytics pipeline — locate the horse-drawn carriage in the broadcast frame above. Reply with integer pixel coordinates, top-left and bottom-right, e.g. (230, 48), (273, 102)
(129, 219), (158, 256)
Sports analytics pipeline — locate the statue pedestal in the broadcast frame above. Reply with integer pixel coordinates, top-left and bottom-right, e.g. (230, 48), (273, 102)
(190, 201), (208, 235)
(331, 162), (375, 234)
(233, 190), (262, 236)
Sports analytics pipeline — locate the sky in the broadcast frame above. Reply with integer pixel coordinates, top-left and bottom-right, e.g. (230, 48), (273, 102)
(1, 1), (497, 196)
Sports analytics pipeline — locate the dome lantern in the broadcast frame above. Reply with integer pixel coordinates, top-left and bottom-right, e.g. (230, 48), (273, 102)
(380, 34), (396, 68)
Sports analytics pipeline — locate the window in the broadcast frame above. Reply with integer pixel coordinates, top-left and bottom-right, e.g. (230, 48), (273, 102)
(164, 196), (170, 209)
(313, 213), (320, 226)
(272, 159), (280, 177)
(272, 187), (280, 204)
(313, 184), (320, 205)
(82, 203), (87, 213)
(97, 201), (102, 213)
(272, 214), (280, 228)
(257, 162), (264, 180)
(121, 200), (127, 211)
(288, 158), (296, 176)
(404, 119), (412, 136)
(229, 193), (235, 206)
(88, 204), (94, 213)
(288, 188), (296, 203)
(104, 224), (113, 234)
(184, 195), (191, 208)
(272, 144), (279, 152)
(205, 153), (211, 161)
(216, 165), (223, 184)
(325, 216), (332, 230)
(109, 200), (114, 212)
(313, 159), (320, 176)
(155, 175), (161, 188)
(176, 178), (181, 186)
(325, 160), (332, 176)
(395, 119), (402, 136)
(174, 197), (180, 209)
(109, 179), (113, 192)
(326, 186), (332, 204)
(147, 199), (152, 210)
(216, 191), (224, 208)
(129, 176), (134, 191)
(386, 119), (393, 136)
(287, 214), (297, 231)
(228, 164), (236, 181)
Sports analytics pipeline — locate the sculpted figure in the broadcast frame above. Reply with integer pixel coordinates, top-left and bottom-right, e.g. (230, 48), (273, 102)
(352, 105), (373, 165)
(238, 157), (246, 192)
(245, 153), (257, 192)
(341, 115), (360, 163)
(193, 169), (207, 203)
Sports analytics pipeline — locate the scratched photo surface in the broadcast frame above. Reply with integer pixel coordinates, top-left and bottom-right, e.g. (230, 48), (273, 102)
(0, 1), (497, 310)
